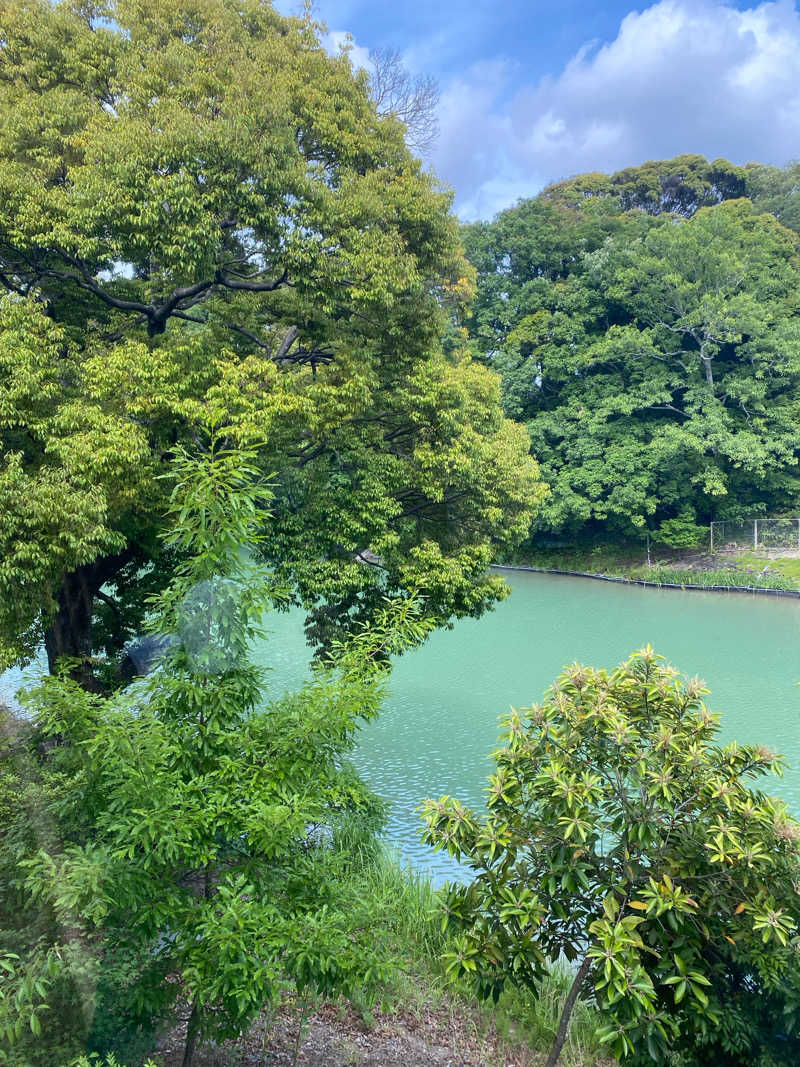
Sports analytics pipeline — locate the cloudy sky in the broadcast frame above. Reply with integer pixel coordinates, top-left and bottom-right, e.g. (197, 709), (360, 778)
(275, 1), (800, 220)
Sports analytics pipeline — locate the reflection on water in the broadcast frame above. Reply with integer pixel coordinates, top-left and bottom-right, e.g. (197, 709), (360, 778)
(0, 653), (46, 712)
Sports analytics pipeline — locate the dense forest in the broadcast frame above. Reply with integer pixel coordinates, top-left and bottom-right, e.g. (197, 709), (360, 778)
(464, 154), (800, 545)
(3, 2), (800, 1066)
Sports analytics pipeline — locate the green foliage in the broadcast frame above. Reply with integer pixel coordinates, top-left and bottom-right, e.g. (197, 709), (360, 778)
(641, 567), (796, 591)
(500, 541), (648, 576)
(462, 194), (637, 365)
(745, 161), (800, 234)
(542, 154), (747, 217)
(421, 648), (800, 1064)
(466, 191), (800, 539)
(0, 435), (435, 1065)
(71, 1059), (158, 1067)
(0, 0), (544, 679)
(653, 509), (707, 549)
(0, 703), (155, 1067)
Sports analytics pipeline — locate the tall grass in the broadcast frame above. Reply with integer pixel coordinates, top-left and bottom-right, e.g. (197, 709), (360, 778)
(499, 544), (799, 592)
(493, 964), (604, 1067)
(332, 828), (605, 1065)
(640, 566), (796, 590)
(501, 543), (640, 576)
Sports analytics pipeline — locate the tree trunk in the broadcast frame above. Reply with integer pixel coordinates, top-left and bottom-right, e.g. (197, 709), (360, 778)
(44, 566), (99, 690)
(545, 955), (593, 1067)
(181, 868), (212, 1067)
(702, 357), (714, 390)
(43, 547), (136, 690)
(699, 343), (715, 392)
(182, 1000), (200, 1067)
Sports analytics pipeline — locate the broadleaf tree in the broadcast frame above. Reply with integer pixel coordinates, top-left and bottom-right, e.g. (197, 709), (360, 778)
(540, 154), (747, 217)
(421, 648), (800, 1066)
(465, 196), (800, 541)
(1, 432), (435, 1066)
(0, 0), (544, 686)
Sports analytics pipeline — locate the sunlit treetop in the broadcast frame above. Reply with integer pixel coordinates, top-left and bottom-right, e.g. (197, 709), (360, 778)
(0, 0), (544, 680)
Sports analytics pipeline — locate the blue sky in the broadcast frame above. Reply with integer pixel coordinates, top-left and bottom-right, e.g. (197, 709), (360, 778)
(276, 1), (800, 220)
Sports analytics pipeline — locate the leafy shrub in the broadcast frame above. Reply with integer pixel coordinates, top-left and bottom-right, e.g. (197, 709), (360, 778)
(1, 437), (432, 1066)
(422, 648), (800, 1065)
(654, 509), (708, 549)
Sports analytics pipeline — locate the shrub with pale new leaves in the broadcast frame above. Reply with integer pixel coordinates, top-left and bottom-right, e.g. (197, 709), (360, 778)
(422, 648), (800, 1065)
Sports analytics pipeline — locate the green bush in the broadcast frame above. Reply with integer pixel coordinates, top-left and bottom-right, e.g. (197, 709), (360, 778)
(422, 648), (800, 1064)
(653, 509), (708, 549)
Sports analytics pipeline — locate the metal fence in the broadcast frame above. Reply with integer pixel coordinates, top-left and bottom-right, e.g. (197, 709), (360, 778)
(710, 518), (800, 553)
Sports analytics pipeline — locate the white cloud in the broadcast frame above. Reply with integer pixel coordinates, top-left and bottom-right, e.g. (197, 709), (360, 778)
(325, 29), (372, 72)
(432, 1), (800, 220)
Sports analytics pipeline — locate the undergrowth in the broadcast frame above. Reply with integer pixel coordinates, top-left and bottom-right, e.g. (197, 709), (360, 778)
(634, 566), (796, 590)
(735, 552), (800, 585)
(335, 830), (606, 1066)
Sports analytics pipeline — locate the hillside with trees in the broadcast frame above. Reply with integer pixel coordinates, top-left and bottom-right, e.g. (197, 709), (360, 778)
(464, 155), (800, 546)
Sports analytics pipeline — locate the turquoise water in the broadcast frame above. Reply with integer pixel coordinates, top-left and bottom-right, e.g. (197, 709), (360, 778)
(5, 572), (799, 881)
(255, 571), (800, 880)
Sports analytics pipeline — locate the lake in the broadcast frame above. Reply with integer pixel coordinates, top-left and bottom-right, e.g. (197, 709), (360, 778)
(255, 570), (800, 881)
(5, 570), (799, 882)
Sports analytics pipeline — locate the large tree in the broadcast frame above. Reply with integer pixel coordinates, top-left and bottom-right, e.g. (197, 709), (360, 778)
(465, 196), (800, 539)
(0, 0), (544, 684)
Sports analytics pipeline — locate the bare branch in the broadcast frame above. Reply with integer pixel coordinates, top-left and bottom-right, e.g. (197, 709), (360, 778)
(368, 47), (439, 156)
(275, 325), (299, 362)
(227, 322), (271, 351)
(214, 267), (289, 292)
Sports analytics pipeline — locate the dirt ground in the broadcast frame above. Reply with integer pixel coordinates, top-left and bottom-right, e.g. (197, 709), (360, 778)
(153, 995), (558, 1067)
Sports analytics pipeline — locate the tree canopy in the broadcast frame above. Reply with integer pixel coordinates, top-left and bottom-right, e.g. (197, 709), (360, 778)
(464, 182), (800, 539)
(0, 0), (544, 683)
(541, 154), (748, 217)
(743, 161), (800, 235)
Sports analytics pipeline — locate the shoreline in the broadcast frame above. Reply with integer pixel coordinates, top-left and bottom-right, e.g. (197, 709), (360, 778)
(491, 563), (800, 599)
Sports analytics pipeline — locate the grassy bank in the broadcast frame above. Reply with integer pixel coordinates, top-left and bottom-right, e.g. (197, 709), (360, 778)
(500, 542), (800, 592)
(344, 847), (605, 1065)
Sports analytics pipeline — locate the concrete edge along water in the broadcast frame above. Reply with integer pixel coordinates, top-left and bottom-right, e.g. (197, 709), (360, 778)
(491, 564), (800, 599)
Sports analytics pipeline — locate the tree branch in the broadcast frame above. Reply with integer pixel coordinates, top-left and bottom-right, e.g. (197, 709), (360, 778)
(214, 267), (289, 292)
(33, 250), (290, 335)
(275, 324), (299, 362)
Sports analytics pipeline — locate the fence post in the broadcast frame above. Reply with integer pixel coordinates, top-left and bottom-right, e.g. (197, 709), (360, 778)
(754, 519), (758, 551)
(710, 523), (714, 555)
